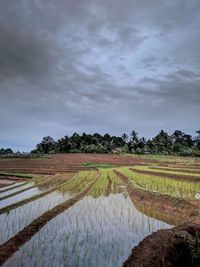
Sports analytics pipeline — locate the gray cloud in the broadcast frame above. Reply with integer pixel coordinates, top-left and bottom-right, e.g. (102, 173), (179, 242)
(0, 0), (200, 151)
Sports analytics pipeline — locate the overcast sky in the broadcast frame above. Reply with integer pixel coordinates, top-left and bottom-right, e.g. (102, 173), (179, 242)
(0, 0), (200, 151)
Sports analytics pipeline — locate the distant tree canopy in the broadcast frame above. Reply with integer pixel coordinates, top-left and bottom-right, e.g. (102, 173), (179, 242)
(31, 130), (200, 157)
(0, 148), (13, 155)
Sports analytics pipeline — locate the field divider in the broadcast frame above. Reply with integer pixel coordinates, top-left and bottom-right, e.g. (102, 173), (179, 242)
(0, 176), (29, 182)
(113, 169), (199, 226)
(0, 182), (28, 194)
(0, 174), (78, 215)
(129, 168), (200, 182)
(0, 170), (100, 265)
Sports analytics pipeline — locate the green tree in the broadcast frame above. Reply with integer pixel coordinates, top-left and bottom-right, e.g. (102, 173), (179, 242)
(122, 133), (128, 143)
(36, 136), (56, 154)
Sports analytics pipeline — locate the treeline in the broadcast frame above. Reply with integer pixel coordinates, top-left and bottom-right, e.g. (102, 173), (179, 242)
(31, 130), (200, 157)
(0, 148), (13, 155)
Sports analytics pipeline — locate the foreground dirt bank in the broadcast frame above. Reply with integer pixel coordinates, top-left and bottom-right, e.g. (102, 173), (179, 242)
(123, 222), (200, 267)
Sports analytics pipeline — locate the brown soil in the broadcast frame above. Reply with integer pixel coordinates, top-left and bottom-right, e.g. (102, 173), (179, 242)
(123, 222), (200, 267)
(0, 171), (100, 265)
(0, 154), (154, 176)
(114, 170), (200, 226)
(151, 167), (200, 174)
(0, 174), (75, 215)
(130, 168), (200, 182)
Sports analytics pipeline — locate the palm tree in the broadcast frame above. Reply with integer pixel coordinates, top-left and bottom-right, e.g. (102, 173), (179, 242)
(122, 133), (128, 143)
(130, 130), (138, 143)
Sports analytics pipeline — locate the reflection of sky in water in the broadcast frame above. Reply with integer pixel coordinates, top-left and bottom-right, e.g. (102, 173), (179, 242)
(0, 184), (45, 209)
(0, 191), (74, 245)
(0, 182), (24, 192)
(4, 192), (172, 267)
(0, 182), (34, 199)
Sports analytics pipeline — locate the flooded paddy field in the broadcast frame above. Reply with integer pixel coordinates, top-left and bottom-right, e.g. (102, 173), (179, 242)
(0, 154), (199, 266)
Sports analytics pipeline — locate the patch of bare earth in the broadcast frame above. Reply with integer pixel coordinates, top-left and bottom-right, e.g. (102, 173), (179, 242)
(0, 154), (154, 176)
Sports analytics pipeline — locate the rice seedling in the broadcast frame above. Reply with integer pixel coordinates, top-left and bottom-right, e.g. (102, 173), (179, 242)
(118, 167), (200, 198)
(133, 165), (200, 178)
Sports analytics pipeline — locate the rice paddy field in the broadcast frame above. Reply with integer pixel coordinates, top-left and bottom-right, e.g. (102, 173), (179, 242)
(0, 154), (199, 266)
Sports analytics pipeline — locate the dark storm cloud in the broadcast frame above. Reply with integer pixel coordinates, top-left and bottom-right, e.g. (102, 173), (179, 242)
(0, 0), (200, 151)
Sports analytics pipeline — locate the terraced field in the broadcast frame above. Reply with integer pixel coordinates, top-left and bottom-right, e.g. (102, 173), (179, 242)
(0, 154), (199, 266)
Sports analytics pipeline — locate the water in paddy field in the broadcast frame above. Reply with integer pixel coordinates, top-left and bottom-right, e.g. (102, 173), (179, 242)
(0, 181), (52, 209)
(4, 190), (172, 267)
(0, 182), (34, 199)
(0, 191), (75, 245)
(0, 182), (24, 192)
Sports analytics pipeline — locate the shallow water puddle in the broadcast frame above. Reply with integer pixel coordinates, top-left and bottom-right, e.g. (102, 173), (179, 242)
(4, 191), (172, 267)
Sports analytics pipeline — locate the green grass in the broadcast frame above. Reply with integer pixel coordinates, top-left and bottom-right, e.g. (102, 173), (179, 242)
(82, 162), (116, 168)
(0, 172), (42, 179)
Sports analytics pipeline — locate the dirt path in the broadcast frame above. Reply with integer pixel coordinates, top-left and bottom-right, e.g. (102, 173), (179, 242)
(114, 170), (200, 226)
(0, 171), (100, 265)
(130, 168), (200, 182)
